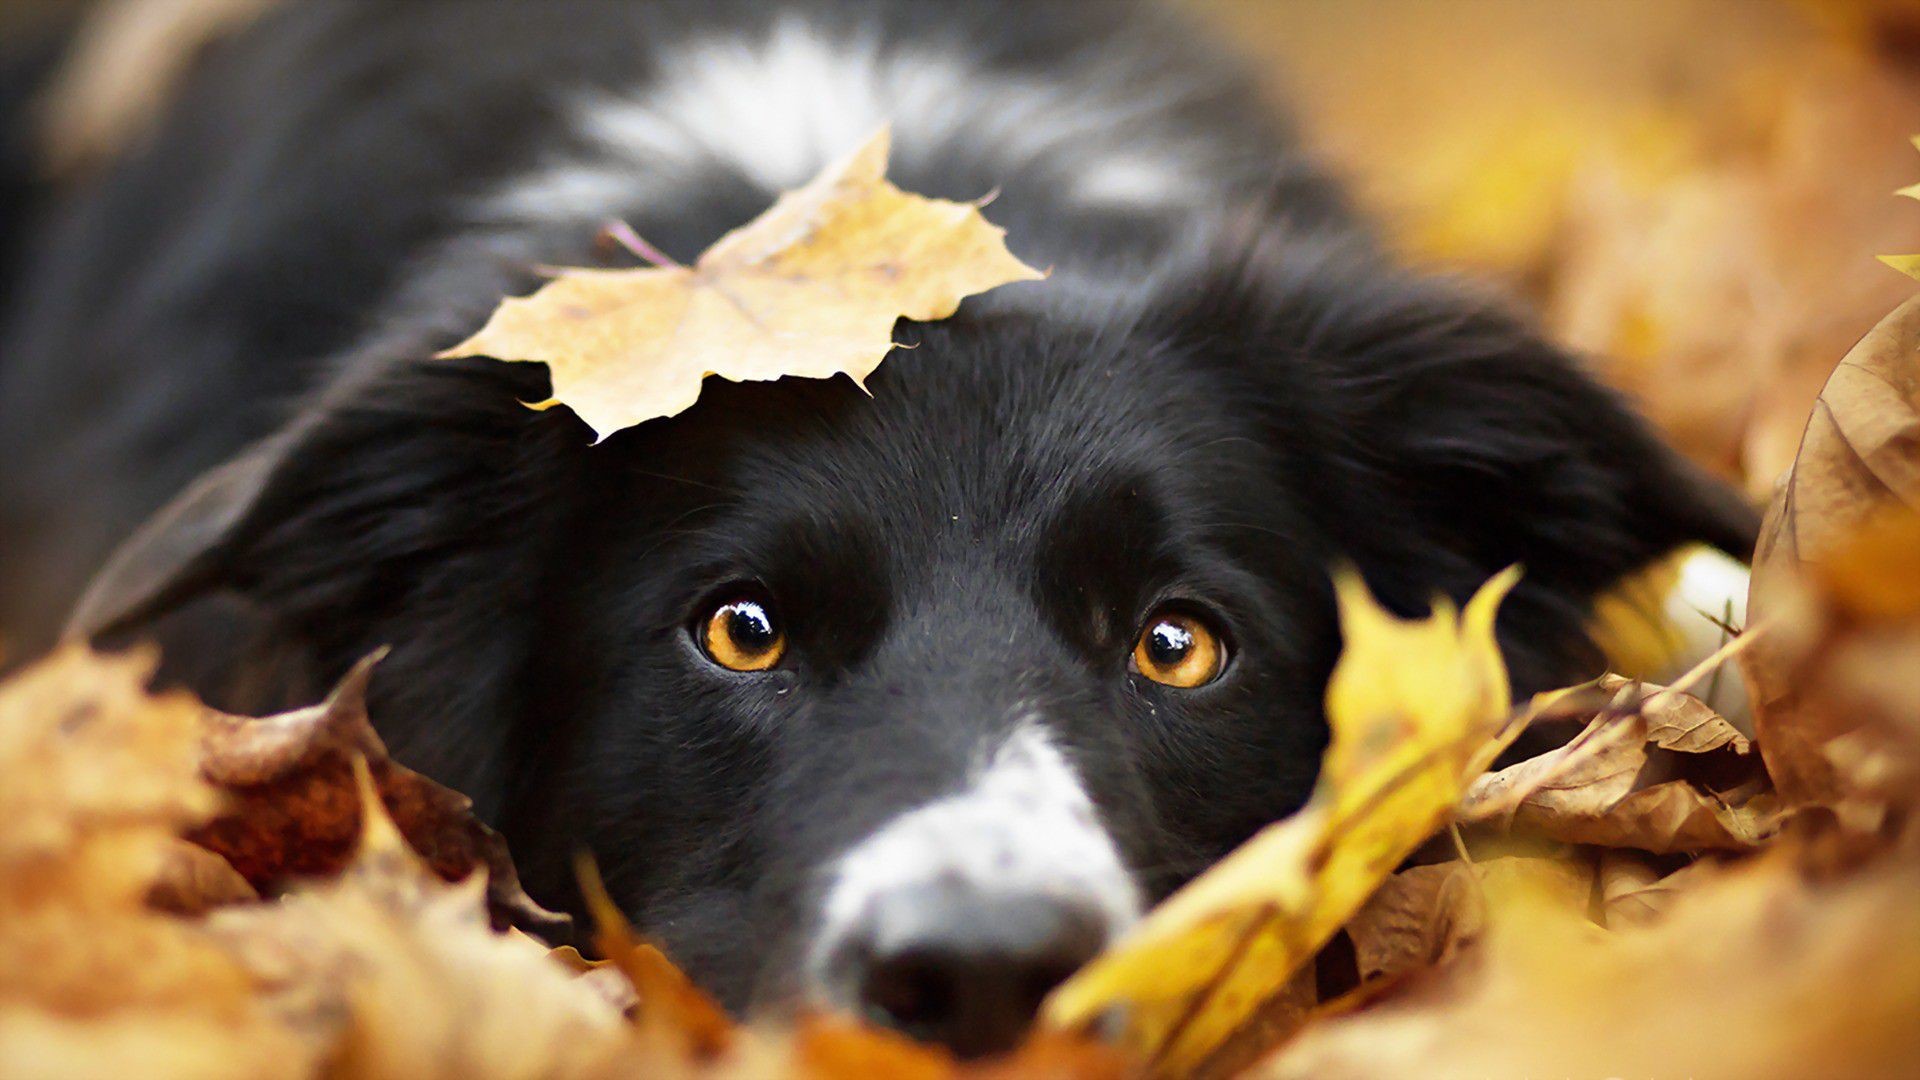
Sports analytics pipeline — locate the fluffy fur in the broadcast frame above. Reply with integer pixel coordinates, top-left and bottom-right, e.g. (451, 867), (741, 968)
(0, 0), (1756, 1054)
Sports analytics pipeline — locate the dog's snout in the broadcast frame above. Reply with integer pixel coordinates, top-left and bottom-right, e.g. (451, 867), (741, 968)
(843, 883), (1108, 1059)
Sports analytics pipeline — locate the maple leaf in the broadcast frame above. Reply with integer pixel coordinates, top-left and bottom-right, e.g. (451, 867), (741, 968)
(190, 652), (567, 936)
(440, 128), (1045, 442)
(1041, 567), (1518, 1076)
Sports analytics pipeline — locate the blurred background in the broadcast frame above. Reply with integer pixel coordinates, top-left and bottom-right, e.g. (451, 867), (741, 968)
(6, 0), (1919, 503)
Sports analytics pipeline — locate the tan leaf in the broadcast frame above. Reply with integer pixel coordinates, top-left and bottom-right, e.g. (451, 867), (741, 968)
(1042, 568), (1518, 1075)
(190, 651), (567, 936)
(0, 646), (314, 1080)
(1457, 675), (1780, 853)
(204, 762), (627, 1080)
(1744, 297), (1920, 808)
(1256, 846), (1920, 1080)
(1339, 863), (1482, 987)
(440, 129), (1045, 441)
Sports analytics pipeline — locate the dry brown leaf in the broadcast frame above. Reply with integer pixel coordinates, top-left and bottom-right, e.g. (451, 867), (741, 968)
(1744, 297), (1920, 809)
(1339, 863), (1483, 988)
(204, 761), (629, 1080)
(1457, 675), (1781, 853)
(0, 646), (314, 1080)
(441, 129), (1044, 441)
(190, 651), (567, 936)
(574, 854), (736, 1067)
(1256, 845), (1920, 1080)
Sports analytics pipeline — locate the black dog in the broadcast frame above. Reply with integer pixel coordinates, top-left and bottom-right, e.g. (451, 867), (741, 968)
(0, 0), (1756, 1058)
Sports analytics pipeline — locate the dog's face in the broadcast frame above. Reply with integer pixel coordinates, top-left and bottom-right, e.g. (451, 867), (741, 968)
(535, 310), (1337, 1044)
(84, 240), (1754, 1057)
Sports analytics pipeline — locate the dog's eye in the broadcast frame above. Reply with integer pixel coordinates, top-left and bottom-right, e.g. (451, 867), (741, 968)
(699, 593), (787, 672)
(1130, 609), (1225, 688)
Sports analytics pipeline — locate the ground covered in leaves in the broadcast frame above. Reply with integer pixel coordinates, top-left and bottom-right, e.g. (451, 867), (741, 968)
(6, 1), (1920, 1078)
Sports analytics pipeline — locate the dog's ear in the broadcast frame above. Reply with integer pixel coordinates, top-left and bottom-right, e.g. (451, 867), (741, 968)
(1160, 232), (1758, 606)
(67, 357), (581, 797)
(71, 359), (575, 642)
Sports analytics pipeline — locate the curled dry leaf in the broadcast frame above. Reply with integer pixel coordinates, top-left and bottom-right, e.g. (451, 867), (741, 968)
(191, 651), (568, 936)
(1456, 675), (1781, 853)
(204, 761), (629, 1080)
(0, 646), (314, 1080)
(1744, 295), (1920, 809)
(441, 128), (1045, 441)
(1042, 567), (1518, 1076)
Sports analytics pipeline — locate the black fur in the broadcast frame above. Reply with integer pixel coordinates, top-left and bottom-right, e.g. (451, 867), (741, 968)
(0, 0), (1754, 1020)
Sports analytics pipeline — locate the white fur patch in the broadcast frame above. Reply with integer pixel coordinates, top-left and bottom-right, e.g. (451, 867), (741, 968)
(810, 725), (1141, 974)
(483, 15), (1215, 226)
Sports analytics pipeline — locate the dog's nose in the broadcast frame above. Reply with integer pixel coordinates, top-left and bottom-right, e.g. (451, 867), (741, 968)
(840, 883), (1109, 1059)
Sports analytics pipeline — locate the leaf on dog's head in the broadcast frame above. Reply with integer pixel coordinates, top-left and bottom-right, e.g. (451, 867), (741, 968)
(1042, 567), (1518, 1076)
(191, 652), (569, 937)
(440, 128), (1046, 441)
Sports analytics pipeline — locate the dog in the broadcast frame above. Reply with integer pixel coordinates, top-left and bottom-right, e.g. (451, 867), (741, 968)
(0, 0), (1758, 1058)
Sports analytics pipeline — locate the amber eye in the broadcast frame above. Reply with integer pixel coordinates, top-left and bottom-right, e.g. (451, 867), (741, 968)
(1130, 609), (1225, 688)
(699, 594), (787, 672)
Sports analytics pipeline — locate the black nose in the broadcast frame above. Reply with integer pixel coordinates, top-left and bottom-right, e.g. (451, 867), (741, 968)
(837, 883), (1110, 1059)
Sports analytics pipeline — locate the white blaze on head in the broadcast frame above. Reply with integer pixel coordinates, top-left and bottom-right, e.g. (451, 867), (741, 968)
(809, 724), (1142, 981)
(481, 15), (1219, 228)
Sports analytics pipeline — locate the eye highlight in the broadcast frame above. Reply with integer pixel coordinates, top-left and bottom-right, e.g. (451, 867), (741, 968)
(1130, 609), (1225, 688)
(699, 593), (787, 672)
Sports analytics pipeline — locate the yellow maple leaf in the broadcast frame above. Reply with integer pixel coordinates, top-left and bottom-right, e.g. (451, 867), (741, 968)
(1042, 566), (1518, 1075)
(1879, 135), (1920, 280)
(440, 128), (1045, 441)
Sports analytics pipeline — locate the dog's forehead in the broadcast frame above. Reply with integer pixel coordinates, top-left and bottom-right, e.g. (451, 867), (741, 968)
(719, 315), (1252, 530)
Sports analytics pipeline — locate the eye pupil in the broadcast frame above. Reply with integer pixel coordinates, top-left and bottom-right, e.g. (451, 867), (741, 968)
(727, 602), (775, 651)
(1147, 621), (1193, 666)
(1131, 609), (1225, 689)
(701, 593), (786, 672)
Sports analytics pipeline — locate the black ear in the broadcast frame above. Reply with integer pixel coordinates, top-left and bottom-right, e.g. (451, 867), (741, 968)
(70, 356), (582, 807)
(1160, 231), (1758, 677)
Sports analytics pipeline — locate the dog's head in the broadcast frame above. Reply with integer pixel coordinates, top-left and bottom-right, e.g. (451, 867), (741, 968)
(75, 230), (1755, 1056)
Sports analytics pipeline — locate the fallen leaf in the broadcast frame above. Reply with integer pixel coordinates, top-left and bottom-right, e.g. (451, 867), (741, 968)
(190, 651), (568, 936)
(1456, 675), (1781, 853)
(1338, 863), (1482, 988)
(0, 646), (314, 1080)
(1594, 849), (1718, 928)
(1042, 567), (1518, 1075)
(1255, 844), (1920, 1080)
(574, 853), (735, 1066)
(1744, 296), (1920, 808)
(441, 128), (1045, 441)
(204, 761), (628, 1080)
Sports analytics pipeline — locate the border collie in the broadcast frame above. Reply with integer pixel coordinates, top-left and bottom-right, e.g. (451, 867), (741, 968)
(0, 0), (1756, 1058)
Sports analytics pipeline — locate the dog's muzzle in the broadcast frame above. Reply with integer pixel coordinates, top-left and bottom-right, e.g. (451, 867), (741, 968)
(808, 727), (1140, 1058)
